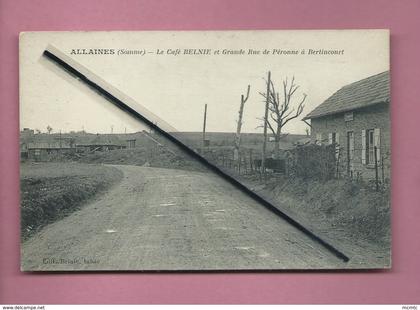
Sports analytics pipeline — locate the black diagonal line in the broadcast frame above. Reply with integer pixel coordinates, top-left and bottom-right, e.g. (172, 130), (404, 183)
(43, 49), (349, 263)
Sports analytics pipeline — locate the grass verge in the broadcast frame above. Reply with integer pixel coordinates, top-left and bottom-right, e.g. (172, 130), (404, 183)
(240, 173), (391, 266)
(20, 162), (123, 240)
(269, 177), (390, 245)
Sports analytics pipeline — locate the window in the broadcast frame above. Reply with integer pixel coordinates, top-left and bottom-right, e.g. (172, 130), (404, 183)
(362, 128), (381, 165)
(34, 149), (41, 156)
(315, 133), (322, 145)
(367, 129), (375, 164)
(328, 132), (340, 158)
(347, 131), (355, 175)
(329, 132), (337, 145)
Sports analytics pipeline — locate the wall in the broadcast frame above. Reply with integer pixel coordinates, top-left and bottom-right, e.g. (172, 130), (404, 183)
(310, 103), (390, 181)
(27, 148), (76, 161)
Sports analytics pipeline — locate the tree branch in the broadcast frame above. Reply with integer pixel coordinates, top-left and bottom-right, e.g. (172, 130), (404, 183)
(259, 75), (307, 146)
(266, 117), (276, 136)
(282, 93), (307, 127)
(243, 85), (251, 102)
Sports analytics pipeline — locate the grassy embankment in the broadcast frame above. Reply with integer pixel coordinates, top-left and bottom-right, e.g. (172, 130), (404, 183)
(78, 146), (208, 172)
(242, 174), (391, 265)
(20, 162), (123, 240)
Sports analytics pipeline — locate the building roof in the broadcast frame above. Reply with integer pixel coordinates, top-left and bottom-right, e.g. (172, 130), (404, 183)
(76, 134), (125, 147)
(27, 142), (73, 149)
(303, 71), (390, 120)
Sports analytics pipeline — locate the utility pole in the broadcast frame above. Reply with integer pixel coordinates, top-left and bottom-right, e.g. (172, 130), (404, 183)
(261, 71), (271, 180)
(202, 103), (207, 150)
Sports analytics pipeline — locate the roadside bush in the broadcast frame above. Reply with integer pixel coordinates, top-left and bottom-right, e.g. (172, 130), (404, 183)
(287, 144), (336, 180)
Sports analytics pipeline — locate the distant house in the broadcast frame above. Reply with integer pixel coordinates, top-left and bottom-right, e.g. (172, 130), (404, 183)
(76, 134), (126, 152)
(303, 71), (390, 180)
(26, 141), (75, 161)
(126, 139), (137, 148)
(103, 130), (163, 150)
(20, 128), (34, 139)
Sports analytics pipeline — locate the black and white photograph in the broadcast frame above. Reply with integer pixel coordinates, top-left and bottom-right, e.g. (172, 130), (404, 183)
(19, 30), (390, 270)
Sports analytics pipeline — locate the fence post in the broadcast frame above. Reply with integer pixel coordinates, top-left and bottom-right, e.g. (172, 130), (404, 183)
(244, 157), (248, 174)
(238, 153), (241, 174)
(335, 146), (340, 179)
(381, 154), (385, 184)
(249, 149), (253, 173)
(374, 146), (379, 191)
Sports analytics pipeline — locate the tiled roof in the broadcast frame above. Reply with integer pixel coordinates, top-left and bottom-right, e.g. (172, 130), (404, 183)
(303, 71), (390, 120)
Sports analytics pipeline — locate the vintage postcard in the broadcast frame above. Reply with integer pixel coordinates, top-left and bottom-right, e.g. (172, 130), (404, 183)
(19, 30), (390, 271)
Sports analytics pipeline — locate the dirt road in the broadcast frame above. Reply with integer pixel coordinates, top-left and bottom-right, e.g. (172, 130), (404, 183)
(22, 165), (347, 270)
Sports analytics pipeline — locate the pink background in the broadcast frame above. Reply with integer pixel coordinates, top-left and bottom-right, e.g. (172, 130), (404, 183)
(1, 0), (420, 304)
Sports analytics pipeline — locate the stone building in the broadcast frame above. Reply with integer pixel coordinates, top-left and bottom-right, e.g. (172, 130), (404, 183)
(303, 71), (390, 181)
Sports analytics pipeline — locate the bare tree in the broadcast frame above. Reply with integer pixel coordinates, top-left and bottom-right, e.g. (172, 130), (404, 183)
(202, 104), (208, 150)
(234, 85), (250, 172)
(259, 76), (307, 159)
(261, 71), (271, 178)
(47, 125), (53, 134)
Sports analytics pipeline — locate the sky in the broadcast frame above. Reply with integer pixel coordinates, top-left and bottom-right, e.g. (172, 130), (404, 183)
(20, 30), (389, 134)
